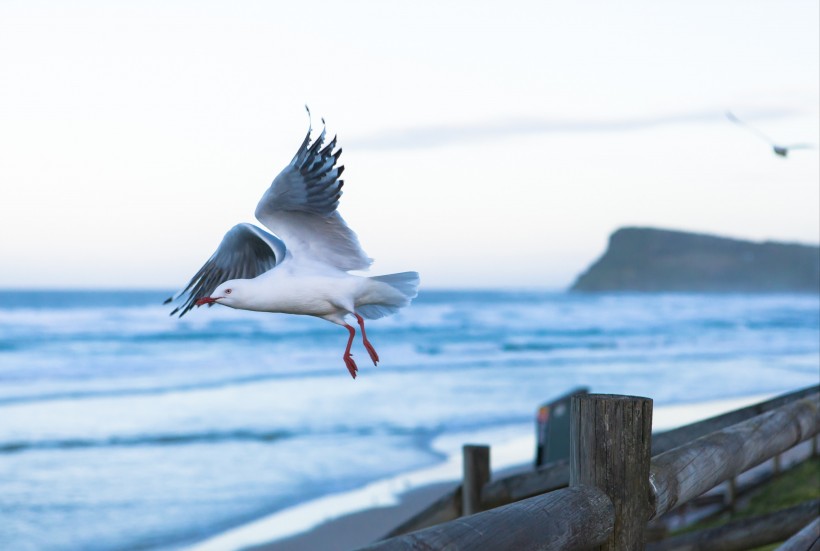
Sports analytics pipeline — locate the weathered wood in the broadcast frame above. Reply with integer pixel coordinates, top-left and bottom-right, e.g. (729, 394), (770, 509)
(385, 386), (817, 539)
(482, 385), (816, 510)
(774, 453), (783, 475)
(462, 445), (490, 516)
(358, 486), (614, 551)
(647, 499), (820, 551)
(652, 385), (819, 455)
(650, 393), (820, 519)
(481, 459), (569, 510)
(776, 516), (820, 551)
(570, 394), (653, 550)
(382, 485), (461, 538)
(724, 477), (737, 512)
(388, 459), (570, 536)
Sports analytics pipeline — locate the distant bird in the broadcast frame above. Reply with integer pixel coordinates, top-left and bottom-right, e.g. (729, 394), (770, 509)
(726, 111), (815, 157)
(166, 108), (419, 378)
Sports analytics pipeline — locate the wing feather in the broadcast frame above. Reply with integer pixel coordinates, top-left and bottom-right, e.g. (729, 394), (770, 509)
(165, 223), (286, 317)
(255, 110), (372, 271)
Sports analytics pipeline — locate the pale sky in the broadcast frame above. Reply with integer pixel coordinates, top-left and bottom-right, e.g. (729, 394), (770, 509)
(1, 0), (818, 289)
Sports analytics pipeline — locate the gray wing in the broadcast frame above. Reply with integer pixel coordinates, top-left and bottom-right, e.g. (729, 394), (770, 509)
(254, 109), (372, 271)
(165, 223), (286, 317)
(726, 111), (776, 145)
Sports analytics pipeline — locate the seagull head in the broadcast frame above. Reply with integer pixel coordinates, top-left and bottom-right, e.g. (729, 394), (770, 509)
(195, 280), (243, 308)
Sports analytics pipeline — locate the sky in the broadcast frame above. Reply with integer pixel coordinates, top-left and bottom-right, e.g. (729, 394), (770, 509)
(1, 0), (818, 289)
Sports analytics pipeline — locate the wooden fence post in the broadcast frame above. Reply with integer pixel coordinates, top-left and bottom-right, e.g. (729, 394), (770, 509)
(462, 445), (490, 516)
(725, 476), (737, 512)
(570, 394), (653, 550)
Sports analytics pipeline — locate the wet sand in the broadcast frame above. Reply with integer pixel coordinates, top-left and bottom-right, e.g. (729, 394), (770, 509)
(244, 481), (457, 551)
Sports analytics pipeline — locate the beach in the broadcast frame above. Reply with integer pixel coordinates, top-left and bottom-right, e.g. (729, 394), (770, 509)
(2, 291), (817, 551)
(247, 482), (456, 551)
(197, 394), (778, 551)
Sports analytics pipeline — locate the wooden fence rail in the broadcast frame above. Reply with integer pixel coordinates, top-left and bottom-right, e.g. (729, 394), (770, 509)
(386, 385), (818, 537)
(363, 388), (819, 551)
(776, 517), (820, 551)
(356, 486), (614, 551)
(649, 393), (819, 518)
(650, 385), (819, 455)
(646, 499), (820, 551)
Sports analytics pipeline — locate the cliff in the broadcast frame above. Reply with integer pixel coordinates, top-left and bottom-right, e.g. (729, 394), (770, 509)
(570, 227), (820, 293)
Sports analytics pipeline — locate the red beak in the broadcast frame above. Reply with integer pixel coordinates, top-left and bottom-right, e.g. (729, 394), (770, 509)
(196, 297), (217, 306)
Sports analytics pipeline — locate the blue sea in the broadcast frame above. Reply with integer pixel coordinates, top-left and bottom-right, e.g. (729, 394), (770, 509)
(0, 290), (818, 551)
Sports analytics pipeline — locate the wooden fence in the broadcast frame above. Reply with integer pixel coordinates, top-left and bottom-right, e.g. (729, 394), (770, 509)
(356, 385), (819, 551)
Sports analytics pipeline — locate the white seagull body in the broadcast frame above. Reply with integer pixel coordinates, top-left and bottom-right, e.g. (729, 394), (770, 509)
(166, 109), (419, 378)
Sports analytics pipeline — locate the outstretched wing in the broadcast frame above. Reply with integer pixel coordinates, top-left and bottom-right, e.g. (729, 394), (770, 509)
(726, 111), (776, 145)
(254, 108), (372, 271)
(165, 223), (286, 317)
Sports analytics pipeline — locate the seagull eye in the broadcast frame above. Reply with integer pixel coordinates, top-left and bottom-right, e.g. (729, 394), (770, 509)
(225, 289), (232, 294)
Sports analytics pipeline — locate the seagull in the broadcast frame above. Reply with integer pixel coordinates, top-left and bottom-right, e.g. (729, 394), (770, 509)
(165, 108), (419, 378)
(726, 111), (815, 157)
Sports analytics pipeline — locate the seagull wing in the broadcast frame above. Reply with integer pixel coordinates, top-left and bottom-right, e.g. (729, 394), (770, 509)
(165, 223), (286, 317)
(726, 111), (776, 145)
(254, 110), (372, 271)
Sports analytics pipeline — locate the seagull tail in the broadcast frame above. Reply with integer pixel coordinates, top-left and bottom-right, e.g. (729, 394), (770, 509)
(356, 272), (420, 320)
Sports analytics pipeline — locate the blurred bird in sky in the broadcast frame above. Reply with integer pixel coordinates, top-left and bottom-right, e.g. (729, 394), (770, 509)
(726, 111), (815, 157)
(166, 108), (419, 378)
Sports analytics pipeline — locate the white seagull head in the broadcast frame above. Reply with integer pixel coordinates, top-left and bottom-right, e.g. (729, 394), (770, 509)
(196, 280), (243, 308)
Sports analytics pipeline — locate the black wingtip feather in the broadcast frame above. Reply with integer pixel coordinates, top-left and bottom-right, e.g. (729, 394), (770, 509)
(319, 136), (338, 157)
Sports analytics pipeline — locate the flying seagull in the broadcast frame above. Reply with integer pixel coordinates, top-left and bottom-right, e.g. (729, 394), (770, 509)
(165, 108), (419, 378)
(726, 111), (815, 157)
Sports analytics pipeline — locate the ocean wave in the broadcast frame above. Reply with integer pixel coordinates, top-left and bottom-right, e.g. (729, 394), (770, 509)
(0, 369), (329, 406)
(0, 429), (293, 453)
(0, 415), (526, 456)
(502, 340), (617, 352)
(3, 340), (812, 407)
(0, 325), (336, 348)
(2, 290), (818, 551)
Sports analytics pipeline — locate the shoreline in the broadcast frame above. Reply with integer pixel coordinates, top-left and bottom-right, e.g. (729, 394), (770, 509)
(244, 481), (458, 551)
(245, 461), (534, 551)
(189, 392), (775, 551)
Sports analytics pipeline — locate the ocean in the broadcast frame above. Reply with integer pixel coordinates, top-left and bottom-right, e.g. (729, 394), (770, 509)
(0, 290), (818, 551)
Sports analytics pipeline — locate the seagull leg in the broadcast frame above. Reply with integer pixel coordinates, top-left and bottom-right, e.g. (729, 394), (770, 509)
(343, 324), (358, 379)
(355, 314), (379, 366)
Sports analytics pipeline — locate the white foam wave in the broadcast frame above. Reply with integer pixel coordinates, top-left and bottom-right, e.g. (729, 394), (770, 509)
(185, 423), (533, 551)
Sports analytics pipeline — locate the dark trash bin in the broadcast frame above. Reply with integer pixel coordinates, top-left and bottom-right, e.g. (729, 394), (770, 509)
(535, 386), (589, 467)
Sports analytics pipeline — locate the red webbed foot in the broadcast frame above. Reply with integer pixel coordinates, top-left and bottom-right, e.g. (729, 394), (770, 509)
(362, 340), (379, 366)
(343, 353), (358, 379)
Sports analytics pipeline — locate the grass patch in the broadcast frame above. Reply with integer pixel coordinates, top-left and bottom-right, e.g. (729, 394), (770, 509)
(671, 456), (819, 550)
